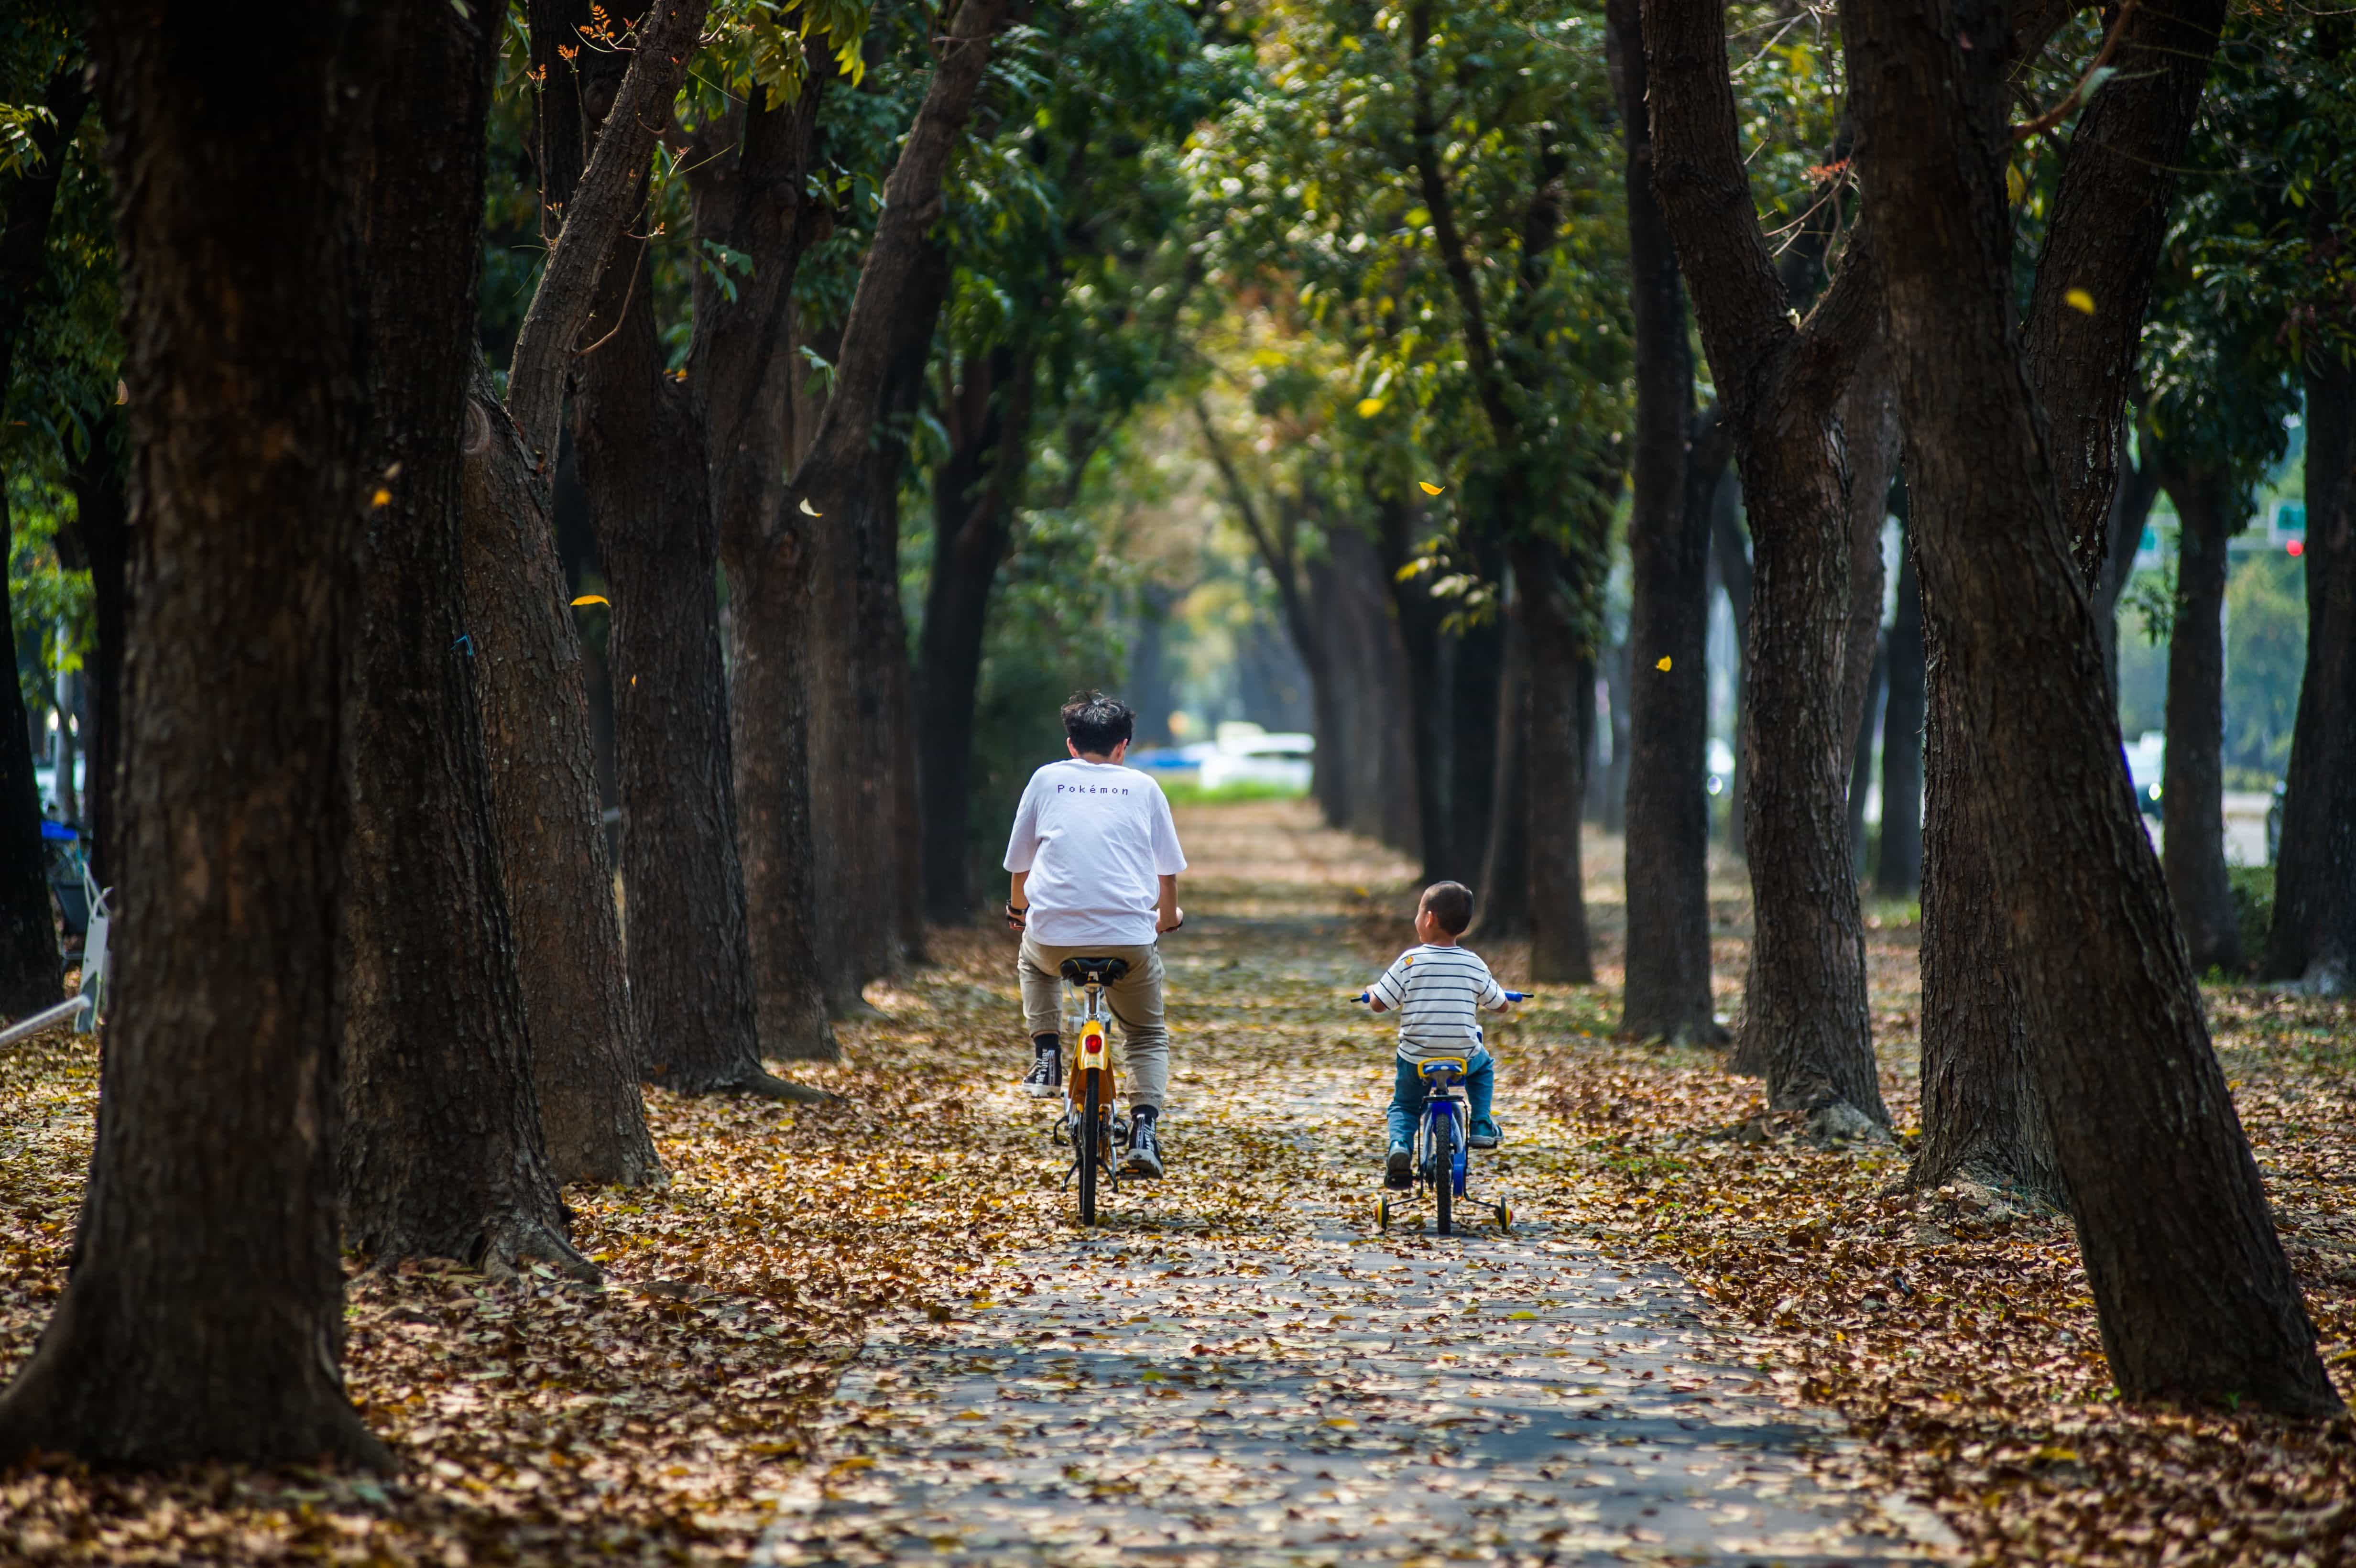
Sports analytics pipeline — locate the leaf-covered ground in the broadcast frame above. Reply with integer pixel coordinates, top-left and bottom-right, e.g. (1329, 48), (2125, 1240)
(0, 799), (2350, 1565)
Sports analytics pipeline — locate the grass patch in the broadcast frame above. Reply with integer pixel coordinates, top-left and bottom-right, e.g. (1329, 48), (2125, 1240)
(1154, 777), (1309, 805)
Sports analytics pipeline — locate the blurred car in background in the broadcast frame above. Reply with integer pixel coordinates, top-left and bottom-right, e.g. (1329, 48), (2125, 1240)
(2124, 731), (2165, 818)
(1199, 724), (1314, 794)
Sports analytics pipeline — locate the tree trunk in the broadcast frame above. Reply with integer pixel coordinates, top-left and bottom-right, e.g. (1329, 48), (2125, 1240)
(1642, 0), (1887, 1131)
(1597, 642), (1632, 832)
(0, 0), (388, 1466)
(783, 0), (1009, 1003)
(1447, 609), (1505, 887)
(2155, 462), (2242, 973)
(1310, 525), (1420, 855)
(1848, 0), (2339, 1414)
(1613, 0), (1720, 1042)
(1909, 620), (2066, 1204)
(918, 348), (1033, 922)
(1473, 605), (1529, 937)
(574, 250), (782, 1097)
(461, 379), (670, 1171)
(1519, 544), (1595, 982)
(1380, 491), (1454, 881)
(1875, 531), (1923, 896)
(340, 0), (588, 1272)
(2265, 234), (2356, 990)
(692, 73), (838, 1060)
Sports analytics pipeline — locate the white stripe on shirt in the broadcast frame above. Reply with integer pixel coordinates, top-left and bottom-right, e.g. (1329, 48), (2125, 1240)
(1368, 944), (1508, 1062)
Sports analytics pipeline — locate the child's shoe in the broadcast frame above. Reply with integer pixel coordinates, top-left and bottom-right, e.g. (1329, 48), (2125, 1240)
(1384, 1145), (1412, 1188)
(1469, 1115), (1502, 1150)
(1020, 1036), (1061, 1099)
(1123, 1107), (1165, 1178)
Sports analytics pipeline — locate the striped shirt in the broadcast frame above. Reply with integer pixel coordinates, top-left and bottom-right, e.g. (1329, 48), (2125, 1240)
(1369, 943), (1509, 1063)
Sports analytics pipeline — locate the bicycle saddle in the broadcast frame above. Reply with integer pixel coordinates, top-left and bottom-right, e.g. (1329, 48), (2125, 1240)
(1058, 956), (1130, 984)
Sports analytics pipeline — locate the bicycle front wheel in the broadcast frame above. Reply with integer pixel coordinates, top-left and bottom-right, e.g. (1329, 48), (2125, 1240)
(1432, 1110), (1455, 1236)
(1078, 1072), (1101, 1226)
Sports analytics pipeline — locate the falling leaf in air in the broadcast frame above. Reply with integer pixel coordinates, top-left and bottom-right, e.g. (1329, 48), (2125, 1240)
(2005, 165), (2027, 206)
(1356, 397), (1385, 418)
(1419, 481), (1445, 496)
(2065, 288), (2096, 315)
(115, 380), (128, 405)
(371, 488), (393, 508)
(800, 498), (822, 516)
(1655, 656), (1672, 672)
(572, 594), (610, 608)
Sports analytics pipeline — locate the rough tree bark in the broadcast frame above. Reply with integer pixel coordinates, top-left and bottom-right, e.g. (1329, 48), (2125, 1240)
(1641, 0), (1887, 1131)
(62, 419), (127, 893)
(0, 0), (388, 1466)
(2152, 457), (2243, 972)
(2267, 250), (2356, 989)
(0, 61), (91, 1017)
(1473, 605), (1530, 938)
(1308, 523), (1422, 855)
(1517, 542), (1596, 981)
(918, 347), (1033, 922)
(1849, 0), (2339, 1411)
(1875, 529), (1923, 896)
(340, 0), (588, 1273)
(441, 0), (711, 1182)
(781, 0), (1011, 1005)
(1379, 490), (1457, 882)
(573, 239), (784, 1096)
(693, 66), (840, 1059)
(1910, 0), (2216, 1205)
(1614, 0), (1724, 1043)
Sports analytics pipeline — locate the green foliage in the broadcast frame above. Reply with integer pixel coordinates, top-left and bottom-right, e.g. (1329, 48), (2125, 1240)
(2224, 548), (2306, 781)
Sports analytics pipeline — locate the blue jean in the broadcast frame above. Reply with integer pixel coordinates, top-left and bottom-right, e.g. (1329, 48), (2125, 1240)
(1387, 1049), (1494, 1149)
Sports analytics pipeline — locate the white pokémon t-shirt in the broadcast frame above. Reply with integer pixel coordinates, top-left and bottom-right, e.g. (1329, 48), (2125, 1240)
(1003, 759), (1188, 947)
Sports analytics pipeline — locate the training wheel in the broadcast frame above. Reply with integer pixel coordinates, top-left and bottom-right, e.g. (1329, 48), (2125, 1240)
(1376, 1197), (1392, 1232)
(1494, 1200), (1512, 1231)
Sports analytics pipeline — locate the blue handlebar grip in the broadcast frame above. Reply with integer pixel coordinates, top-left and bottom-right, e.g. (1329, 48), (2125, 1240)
(1503, 990), (1529, 1002)
(1353, 991), (1370, 1005)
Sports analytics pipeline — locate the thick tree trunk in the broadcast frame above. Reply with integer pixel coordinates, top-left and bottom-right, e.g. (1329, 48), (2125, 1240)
(1875, 532), (1924, 896)
(2265, 273), (2356, 989)
(1380, 492), (1454, 881)
(1473, 607), (1530, 937)
(918, 349), (1032, 923)
(340, 0), (588, 1272)
(1447, 610), (1505, 887)
(2155, 463), (2242, 973)
(461, 380), (669, 1173)
(1642, 0), (1887, 1131)
(1519, 544), (1595, 981)
(1613, 0), (1719, 1039)
(692, 75), (837, 1059)
(574, 254), (784, 1097)
(782, 0), (1008, 1002)
(1849, 0), (2337, 1414)
(1309, 525), (1420, 854)
(0, 0), (387, 1466)
(1910, 621), (2066, 1204)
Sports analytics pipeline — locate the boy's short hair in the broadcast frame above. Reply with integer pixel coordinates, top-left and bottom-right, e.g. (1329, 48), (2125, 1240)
(1062, 690), (1135, 755)
(1420, 881), (1474, 936)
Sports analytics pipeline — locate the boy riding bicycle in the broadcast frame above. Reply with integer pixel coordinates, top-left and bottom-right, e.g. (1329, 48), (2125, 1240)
(1003, 692), (1187, 1178)
(1366, 880), (1512, 1188)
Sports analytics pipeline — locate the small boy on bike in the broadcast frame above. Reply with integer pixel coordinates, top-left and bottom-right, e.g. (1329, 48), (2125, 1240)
(1003, 691), (1187, 1178)
(1365, 880), (1511, 1188)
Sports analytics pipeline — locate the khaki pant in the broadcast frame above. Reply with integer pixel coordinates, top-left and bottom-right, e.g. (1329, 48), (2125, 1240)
(1017, 936), (1169, 1111)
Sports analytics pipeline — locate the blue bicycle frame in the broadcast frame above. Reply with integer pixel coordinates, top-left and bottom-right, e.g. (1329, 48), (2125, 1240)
(1415, 1058), (1472, 1198)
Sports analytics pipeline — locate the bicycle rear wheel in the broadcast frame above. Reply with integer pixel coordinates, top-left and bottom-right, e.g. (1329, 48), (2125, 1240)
(1078, 1072), (1101, 1226)
(1432, 1110), (1455, 1236)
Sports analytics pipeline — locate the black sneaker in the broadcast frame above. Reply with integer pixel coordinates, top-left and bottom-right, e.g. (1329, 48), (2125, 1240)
(1384, 1144), (1412, 1189)
(1020, 1039), (1061, 1100)
(1123, 1110), (1165, 1178)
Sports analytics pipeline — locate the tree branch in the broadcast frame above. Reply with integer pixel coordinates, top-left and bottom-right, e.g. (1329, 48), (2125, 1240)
(506, 0), (710, 468)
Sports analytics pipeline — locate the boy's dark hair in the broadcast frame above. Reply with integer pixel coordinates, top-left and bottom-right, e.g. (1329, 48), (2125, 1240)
(1420, 880), (1474, 936)
(1062, 690), (1135, 755)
